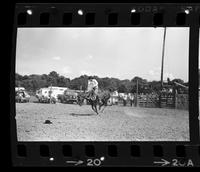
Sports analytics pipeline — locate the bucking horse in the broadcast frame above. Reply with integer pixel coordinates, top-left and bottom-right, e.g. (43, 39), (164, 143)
(76, 89), (111, 114)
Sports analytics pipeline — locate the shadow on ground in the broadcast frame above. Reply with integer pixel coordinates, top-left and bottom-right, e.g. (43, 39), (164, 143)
(32, 101), (40, 103)
(69, 113), (96, 116)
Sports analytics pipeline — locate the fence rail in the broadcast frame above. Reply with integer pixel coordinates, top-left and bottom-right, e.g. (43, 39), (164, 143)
(175, 94), (189, 110)
(113, 93), (188, 110)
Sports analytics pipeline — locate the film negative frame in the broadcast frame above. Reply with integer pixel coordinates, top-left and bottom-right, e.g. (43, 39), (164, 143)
(10, 3), (200, 167)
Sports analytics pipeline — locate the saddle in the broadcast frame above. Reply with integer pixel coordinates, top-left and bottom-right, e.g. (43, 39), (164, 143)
(87, 89), (97, 101)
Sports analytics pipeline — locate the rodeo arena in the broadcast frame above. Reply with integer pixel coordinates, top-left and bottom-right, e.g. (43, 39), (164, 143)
(15, 79), (189, 141)
(15, 28), (190, 141)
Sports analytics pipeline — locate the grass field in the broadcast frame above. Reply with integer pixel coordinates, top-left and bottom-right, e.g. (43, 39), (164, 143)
(15, 98), (190, 141)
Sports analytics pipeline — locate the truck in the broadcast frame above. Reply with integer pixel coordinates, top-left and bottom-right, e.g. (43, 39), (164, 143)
(35, 88), (56, 103)
(36, 87), (68, 103)
(57, 89), (78, 104)
(47, 86), (68, 101)
(36, 88), (49, 103)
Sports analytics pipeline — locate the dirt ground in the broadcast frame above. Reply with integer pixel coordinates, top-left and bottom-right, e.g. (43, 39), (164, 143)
(16, 100), (190, 141)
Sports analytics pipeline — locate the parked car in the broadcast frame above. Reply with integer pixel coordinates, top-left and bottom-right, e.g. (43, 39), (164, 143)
(47, 86), (68, 101)
(58, 89), (78, 104)
(36, 88), (56, 103)
(15, 90), (30, 103)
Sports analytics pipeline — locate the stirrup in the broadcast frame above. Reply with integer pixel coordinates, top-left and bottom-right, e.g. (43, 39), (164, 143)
(91, 95), (96, 101)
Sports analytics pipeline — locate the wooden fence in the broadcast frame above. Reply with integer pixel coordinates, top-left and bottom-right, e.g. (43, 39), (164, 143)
(137, 94), (159, 108)
(136, 93), (188, 110)
(175, 94), (189, 110)
(114, 93), (189, 110)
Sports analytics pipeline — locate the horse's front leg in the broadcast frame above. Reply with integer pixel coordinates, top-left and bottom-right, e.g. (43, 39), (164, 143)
(98, 100), (103, 111)
(91, 104), (97, 114)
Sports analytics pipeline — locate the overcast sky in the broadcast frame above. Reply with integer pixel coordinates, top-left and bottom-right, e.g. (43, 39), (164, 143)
(16, 27), (189, 82)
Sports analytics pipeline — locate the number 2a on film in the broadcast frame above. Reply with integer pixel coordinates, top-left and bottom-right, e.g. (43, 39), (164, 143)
(172, 159), (194, 167)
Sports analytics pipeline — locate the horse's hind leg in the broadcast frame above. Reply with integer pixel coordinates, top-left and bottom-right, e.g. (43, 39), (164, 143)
(94, 104), (99, 114)
(99, 102), (103, 111)
(91, 105), (95, 112)
(94, 105), (99, 114)
(100, 102), (107, 113)
(99, 100), (105, 111)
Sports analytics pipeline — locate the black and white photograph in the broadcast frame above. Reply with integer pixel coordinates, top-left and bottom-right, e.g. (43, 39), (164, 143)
(15, 27), (189, 141)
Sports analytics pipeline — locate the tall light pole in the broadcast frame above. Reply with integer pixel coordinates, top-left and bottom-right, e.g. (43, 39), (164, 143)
(159, 27), (167, 108)
(160, 27), (167, 90)
(136, 79), (138, 107)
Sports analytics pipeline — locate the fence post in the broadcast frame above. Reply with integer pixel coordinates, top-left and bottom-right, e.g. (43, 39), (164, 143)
(135, 79), (138, 107)
(146, 94), (148, 107)
(134, 93), (137, 107)
(172, 87), (176, 109)
(159, 93), (162, 108)
(175, 93), (178, 109)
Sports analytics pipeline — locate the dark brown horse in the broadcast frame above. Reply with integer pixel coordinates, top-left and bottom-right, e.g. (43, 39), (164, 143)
(77, 89), (111, 114)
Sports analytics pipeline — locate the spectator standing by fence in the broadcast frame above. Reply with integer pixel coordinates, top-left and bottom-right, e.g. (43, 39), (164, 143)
(129, 93), (134, 106)
(123, 94), (128, 106)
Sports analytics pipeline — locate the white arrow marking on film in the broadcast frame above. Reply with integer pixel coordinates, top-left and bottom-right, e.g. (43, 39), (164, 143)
(66, 160), (84, 166)
(153, 159), (170, 166)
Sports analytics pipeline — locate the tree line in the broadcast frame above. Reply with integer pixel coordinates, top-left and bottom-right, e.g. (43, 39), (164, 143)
(16, 71), (188, 94)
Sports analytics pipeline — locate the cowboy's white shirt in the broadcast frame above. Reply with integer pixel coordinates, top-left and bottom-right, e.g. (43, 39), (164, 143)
(88, 79), (98, 91)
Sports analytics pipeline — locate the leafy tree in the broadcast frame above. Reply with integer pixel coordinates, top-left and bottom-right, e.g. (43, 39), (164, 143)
(131, 76), (143, 83)
(22, 75), (29, 80)
(15, 73), (23, 81)
(15, 80), (22, 87)
(49, 71), (59, 78)
(118, 84), (127, 93)
(149, 81), (161, 93)
(70, 76), (88, 90)
(41, 74), (48, 80)
(57, 76), (70, 87)
(15, 71), (187, 94)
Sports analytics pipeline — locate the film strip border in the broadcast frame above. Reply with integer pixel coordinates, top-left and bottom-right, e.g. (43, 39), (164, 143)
(12, 3), (200, 167)
(15, 4), (200, 26)
(13, 143), (200, 167)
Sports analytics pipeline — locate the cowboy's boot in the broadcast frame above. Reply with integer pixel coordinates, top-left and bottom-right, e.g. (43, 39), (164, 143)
(91, 90), (97, 100)
(86, 92), (91, 99)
